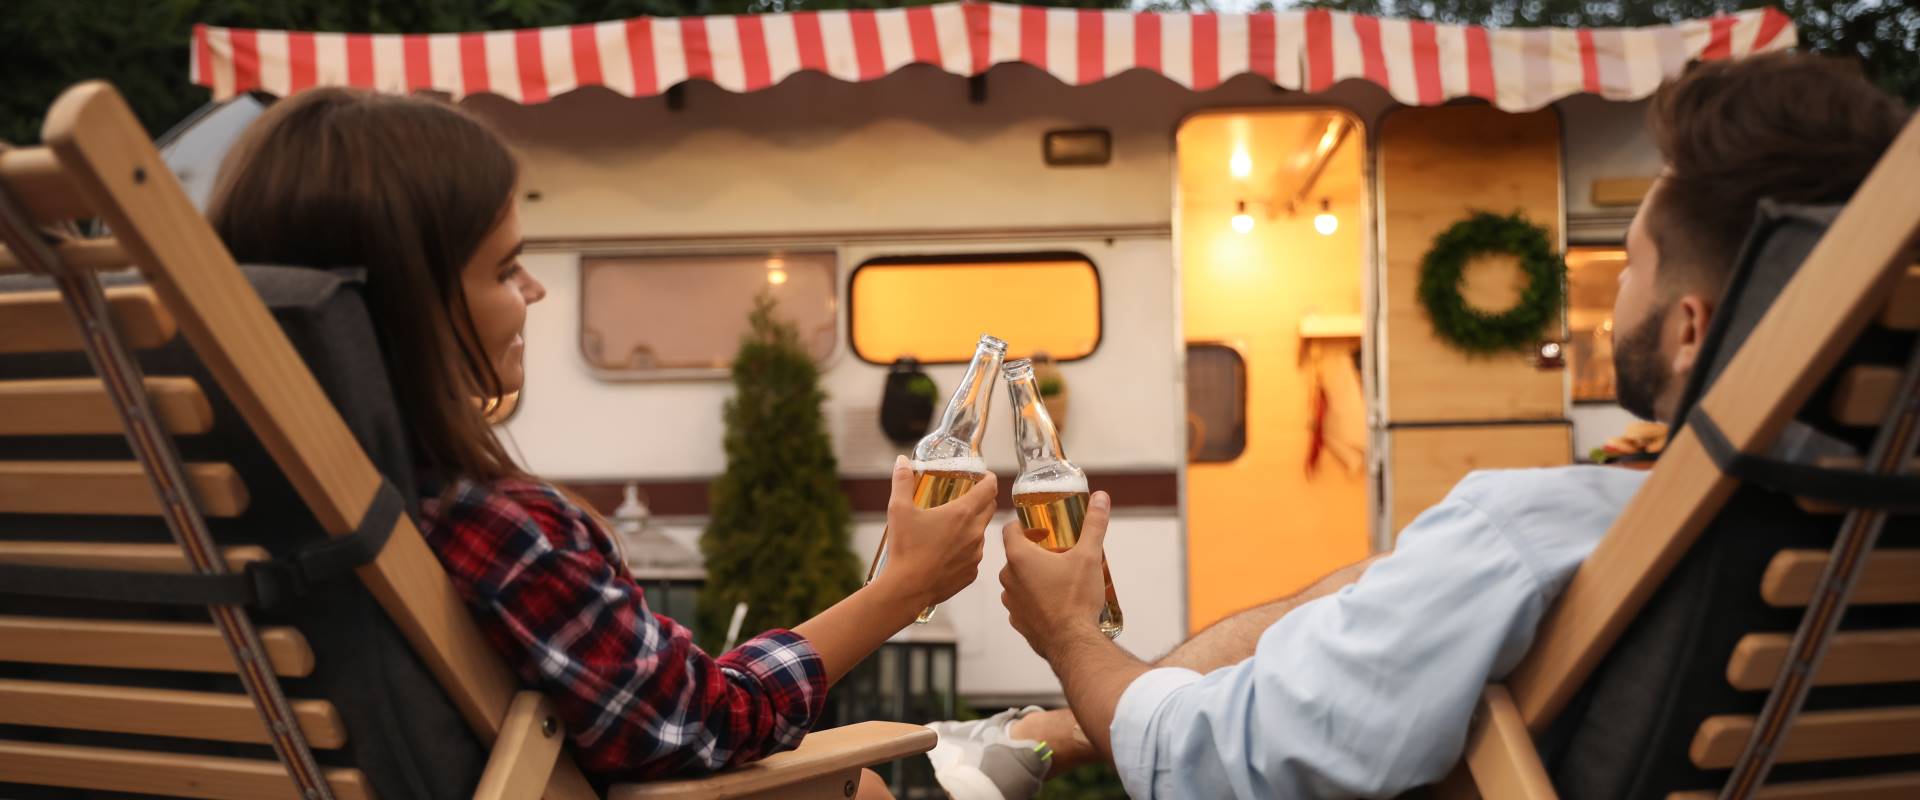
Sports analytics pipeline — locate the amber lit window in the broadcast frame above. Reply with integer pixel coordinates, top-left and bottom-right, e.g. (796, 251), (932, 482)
(1567, 247), (1626, 402)
(580, 252), (836, 377)
(850, 253), (1101, 364)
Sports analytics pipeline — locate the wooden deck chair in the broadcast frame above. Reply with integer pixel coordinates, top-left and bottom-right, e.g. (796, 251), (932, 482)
(1439, 114), (1920, 797)
(0, 81), (932, 800)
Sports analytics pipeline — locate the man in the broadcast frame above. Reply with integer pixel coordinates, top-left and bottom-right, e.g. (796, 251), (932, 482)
(926, 52), (1910, 800)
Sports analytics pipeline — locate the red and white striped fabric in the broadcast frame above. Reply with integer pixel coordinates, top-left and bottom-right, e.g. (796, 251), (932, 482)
(190, 3), (1795, 112)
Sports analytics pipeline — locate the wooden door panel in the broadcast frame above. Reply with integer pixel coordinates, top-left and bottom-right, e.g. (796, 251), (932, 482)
(1389, 424), (1572, 534)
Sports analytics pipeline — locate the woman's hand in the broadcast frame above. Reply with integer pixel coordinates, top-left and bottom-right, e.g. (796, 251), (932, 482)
(876, 455), (997, 609)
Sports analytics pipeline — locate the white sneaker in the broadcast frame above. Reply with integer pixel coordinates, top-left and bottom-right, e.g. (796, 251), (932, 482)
(925, 706), (1052, 800)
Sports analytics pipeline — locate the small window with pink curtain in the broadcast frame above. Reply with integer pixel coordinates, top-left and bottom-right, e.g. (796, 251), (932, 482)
(579, 252), (838, 379)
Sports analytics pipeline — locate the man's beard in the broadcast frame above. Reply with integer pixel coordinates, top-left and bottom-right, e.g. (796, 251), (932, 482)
(1613, 311), (1670, 422)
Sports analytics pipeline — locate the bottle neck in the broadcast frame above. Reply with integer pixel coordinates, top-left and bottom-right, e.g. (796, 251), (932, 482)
(933, 342), (1005, 453)
(1006, 370), (1067, 470)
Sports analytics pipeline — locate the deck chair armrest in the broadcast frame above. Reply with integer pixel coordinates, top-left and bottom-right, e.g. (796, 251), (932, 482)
(1438, 685), (1559, 800)
(609, 721), (937, 800)
(474, 692), (567, 800)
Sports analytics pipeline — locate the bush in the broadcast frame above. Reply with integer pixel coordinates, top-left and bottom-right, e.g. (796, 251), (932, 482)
(697, 291), (861, 652)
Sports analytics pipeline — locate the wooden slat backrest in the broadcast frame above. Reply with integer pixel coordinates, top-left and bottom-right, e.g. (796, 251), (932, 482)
(1727, 630), (1920, 690)
(0, 377), (212, 436)
(0, 615), (314, 676)
(1504, 111), (1920, 732)
(1831, 366), (1904, 427)
(1666, 771), (1920, 800)
(0, 679), (347, 748)
(1884, 265), (1918, 330)
(0, 541), (267, 571)
(1762, 549), (1920, 606)
(24, 80), (598, 799)
(0, 740), (372, 800)
(0, 460), (247, 516)
(0, 285), (175, 353)
(1690, 707), (1920, 769)
(0, 147), (90, 224)
(0, 237), (127, 274)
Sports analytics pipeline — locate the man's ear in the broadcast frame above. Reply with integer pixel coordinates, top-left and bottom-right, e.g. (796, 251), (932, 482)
(1668, 293), (1716, 379)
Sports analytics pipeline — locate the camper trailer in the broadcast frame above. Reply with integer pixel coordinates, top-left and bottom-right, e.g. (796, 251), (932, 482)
(180, 4), (1794, 707)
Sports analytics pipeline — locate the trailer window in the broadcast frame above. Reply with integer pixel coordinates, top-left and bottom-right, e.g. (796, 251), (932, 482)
(1185, 343), (1247, 463)
(579, 252), (837, 378)
(849, 253), (1101, 364)
(1566, 247), (1626, 403)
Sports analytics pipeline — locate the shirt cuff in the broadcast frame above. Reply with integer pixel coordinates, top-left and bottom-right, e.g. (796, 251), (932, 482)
(718, 630), (829, 714)
(1109, 666), (1204, 800)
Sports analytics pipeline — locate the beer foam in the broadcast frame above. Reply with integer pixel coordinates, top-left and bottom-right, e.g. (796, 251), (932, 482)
(1013, 474), (1089, 496)
(912, 457), (988, 476)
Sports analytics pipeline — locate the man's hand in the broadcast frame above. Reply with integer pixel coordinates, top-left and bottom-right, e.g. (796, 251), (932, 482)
(1000, 490), (1113, 664)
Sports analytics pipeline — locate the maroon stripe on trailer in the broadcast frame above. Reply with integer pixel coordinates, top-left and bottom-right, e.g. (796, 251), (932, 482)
(460, 32), (489, 95)
(1701, 15), (1735, 60)
(1304, 9), (1333, 92)
(288, 31), (317, 92)
(1577, 28), (1601, 93)
(230, 29), (261, 93)
(1351, 14), (1388, 87)
(1134, 11), (1162, 73)
(563, 471), (1182, 517)
(850, 9), (886, 80)
(907, 6), (942, 66)
(403, 34), (432, 90)
(737, 14), (772, 90)
(571, 24), (603, 90)
(625, 18), (657, 96)
(1020, 5), (1048, 69)
(346, 33), (374, 89)
(1077, 9), (1105, 84)
(1249, 12), (1277, 81)
(515, 29), (548, 103)
(1465, 25), (1495, 101)
(965, 2), (991, 74)
(1191, 13), (1220, 89)
(794, 12), (828, 74)
(1409, 19), (1441, 104)
(682, 16), (714, 81)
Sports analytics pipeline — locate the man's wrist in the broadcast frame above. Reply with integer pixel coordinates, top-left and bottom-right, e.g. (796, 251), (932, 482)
(1040, 621), (1115, 671)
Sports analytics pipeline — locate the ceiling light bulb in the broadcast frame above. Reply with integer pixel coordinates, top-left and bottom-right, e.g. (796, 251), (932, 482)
(1230, 148), (1253, 179)
(767, 267), (789, 285)
(1232, 201), (1254, 235)
(1313, 198), (1337, 236)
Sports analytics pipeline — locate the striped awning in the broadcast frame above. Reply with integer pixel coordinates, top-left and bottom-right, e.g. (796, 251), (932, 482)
(190, 3), (1795, 112)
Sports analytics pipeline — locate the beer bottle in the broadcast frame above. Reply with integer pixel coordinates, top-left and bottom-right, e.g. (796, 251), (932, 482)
(866, 334), (1006, 624)
(1005, 359), (1123, 638)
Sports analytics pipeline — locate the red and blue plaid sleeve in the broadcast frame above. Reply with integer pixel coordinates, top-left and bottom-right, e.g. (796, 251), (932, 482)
(420, 478), (827, 779)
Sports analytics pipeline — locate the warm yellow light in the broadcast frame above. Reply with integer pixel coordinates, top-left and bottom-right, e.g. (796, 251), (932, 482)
(1230, 148), (1253, 179)
(767, 267), (789, 285)
(1232, 213), (1254, 235)
(1313, 212), (1337, 236)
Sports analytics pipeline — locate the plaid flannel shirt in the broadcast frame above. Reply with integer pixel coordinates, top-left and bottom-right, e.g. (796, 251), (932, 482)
(420, 478), (826, 779)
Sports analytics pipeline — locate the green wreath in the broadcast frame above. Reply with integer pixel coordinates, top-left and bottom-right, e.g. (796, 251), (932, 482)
(1417, 211), (1565, 355)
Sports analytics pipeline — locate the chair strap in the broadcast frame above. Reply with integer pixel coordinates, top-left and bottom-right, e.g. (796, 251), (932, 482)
(0, 480), (404, 608)
(1688, 408), (1920, 513)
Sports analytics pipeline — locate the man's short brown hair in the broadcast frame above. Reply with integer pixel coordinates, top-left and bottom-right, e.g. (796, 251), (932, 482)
(1647, 52), (1909, 295)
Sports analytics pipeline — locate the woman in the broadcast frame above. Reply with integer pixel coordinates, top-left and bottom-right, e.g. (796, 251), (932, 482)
(206, 88), (994, 790)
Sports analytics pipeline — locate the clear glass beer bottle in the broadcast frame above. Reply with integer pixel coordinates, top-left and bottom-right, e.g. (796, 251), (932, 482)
(1004, 359), (1122, 638)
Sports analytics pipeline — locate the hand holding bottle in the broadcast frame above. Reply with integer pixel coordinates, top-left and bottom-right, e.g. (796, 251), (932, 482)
(876, 455), (998, 610)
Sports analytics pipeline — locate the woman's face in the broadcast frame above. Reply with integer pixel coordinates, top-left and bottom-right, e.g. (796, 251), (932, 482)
(460, 203), (545, 395)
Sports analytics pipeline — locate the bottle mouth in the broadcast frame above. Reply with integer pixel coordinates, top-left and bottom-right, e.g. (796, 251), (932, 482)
(978, 334), (1009, 353)
(1003, 358), (1034, 379)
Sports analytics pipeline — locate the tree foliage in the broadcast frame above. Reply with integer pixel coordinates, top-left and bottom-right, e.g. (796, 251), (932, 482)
(696, 291), (862, 653)
(1300, 0), (1918, 102)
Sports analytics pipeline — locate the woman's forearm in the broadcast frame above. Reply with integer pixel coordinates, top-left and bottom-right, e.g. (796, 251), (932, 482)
(793, 575), (927, 685)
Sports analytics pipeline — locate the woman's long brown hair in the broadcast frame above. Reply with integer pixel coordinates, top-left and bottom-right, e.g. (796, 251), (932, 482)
(208, 88), (526, 484)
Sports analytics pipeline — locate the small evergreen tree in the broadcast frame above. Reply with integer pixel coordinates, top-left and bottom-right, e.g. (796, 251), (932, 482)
(697, 290), (861, 653)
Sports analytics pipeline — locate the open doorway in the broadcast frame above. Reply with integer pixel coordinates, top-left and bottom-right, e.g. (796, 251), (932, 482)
(1178, 109), (1371, 631)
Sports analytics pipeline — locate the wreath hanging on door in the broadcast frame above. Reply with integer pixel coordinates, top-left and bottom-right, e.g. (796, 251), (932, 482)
(1417, 211), (1566, 355)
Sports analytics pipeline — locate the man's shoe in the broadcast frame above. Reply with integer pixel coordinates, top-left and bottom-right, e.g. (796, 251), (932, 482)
(925, 706), (1052, 800)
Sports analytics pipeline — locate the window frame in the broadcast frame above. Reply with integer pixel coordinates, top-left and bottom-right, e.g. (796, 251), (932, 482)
(845, 250), (1105, 366)
(575, 249), (842, 382)
(1184, 340), (1249, 464)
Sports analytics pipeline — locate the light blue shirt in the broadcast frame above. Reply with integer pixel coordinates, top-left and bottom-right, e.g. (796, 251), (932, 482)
(1109, 466), (1648, 799)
